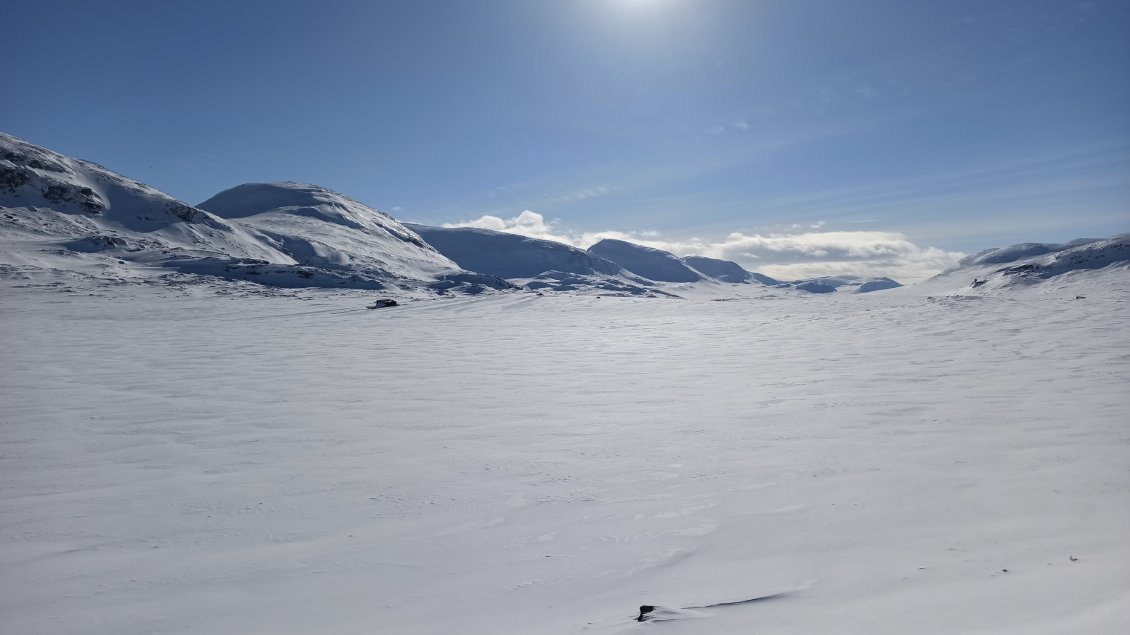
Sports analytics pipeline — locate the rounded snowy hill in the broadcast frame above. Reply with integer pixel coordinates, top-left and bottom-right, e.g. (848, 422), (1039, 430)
(198, 182), (460, 283)
(785, 275), (902, 294)
(681, 255), (779, 285)
(404, 223), (623, 279)
(588, 238), (703, 283)
(910, 234), (1130, 295)
(0, 133), (501, 292)
(404, 224), (675, 295)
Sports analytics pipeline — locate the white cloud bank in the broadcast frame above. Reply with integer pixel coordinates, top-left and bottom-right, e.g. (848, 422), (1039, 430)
(443, 211), (964, 283)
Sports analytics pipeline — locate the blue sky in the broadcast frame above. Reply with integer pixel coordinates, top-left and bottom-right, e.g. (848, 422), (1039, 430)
(4, 0), (1128, 280)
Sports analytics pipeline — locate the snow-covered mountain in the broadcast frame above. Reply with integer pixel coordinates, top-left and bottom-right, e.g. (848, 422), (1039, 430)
(405, 224), (667, 295)
(404, 224), (621, 279)
(588, 238), (704, 283)
(195, 183), (507, 292)
(12, 132), (1123, 301)
(778, 275), (902, 294)
(0, 132), (288, 267)
(913, 234), (1130, 295)
(406, 228), (788, 293)
(4, 136), (1129, 635)
(681, 255), (780, 285)
(584, 239), (896, 292)
(0, 133), (507, 293)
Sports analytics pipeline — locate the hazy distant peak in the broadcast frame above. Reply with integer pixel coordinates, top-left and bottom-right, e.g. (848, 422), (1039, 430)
(783, 275), (902, 294)
(406, 224), (625, 279)
(588, 238), (703, 283)
(917, 234), (1130, 295)
(681, 255), (779, 285)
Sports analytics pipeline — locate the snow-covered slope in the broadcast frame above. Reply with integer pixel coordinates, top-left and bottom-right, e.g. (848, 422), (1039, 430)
(588, 238), (704, 283)
(198, 183), (488, 290)
(1, 133), (901, 296)
(582, 240), (889, 291)
(681, 255), (779, 285)
(910, 234), (1130, 296)
(958, 238), (1103, 266)
(2, 274), (1127, 635)
(404, 223), (622, 278)
(782, 275), (902, 294)
(404, 224), (676, 295)
(0, 133), (507, 293)
(0, 132), (289, 266)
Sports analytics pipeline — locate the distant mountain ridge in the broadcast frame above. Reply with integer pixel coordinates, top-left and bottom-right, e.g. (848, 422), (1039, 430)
(404, 224), (623, 279)
(588, 238), (703, 283)
(911, 234), (1130, 295)
(12, 132), (1121, 297)
(198, 182), (461, 283)
(0, 132), (509, 292)
(0, 131), (285, 263)
(407, 228), (897, 293)
(403, 224), (671, 295)
(681, 255), (780, 285)
(782, 275), (902, 294)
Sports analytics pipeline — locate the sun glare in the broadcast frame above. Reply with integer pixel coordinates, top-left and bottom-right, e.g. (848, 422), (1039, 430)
(613, 0), (669, 10)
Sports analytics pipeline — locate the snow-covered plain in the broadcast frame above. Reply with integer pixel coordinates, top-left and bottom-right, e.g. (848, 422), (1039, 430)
(2, 268), (1128, 635)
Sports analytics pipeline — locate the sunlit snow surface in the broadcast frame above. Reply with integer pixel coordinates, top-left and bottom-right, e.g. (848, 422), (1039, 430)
(2, 274), (1128, 634)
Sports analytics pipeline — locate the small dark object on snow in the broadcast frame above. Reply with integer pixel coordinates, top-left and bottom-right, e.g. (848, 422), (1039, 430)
(1075, 295), (1085, 300)
(1069, 555), (1078, 562)
(369, 299), (398, 309)
(635, 591), (793, 622)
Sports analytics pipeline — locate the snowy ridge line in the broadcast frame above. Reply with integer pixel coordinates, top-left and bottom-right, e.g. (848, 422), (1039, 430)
(906, 233), (1129, 296)
(0, 133), (897, 294)
(0, 133), (503, 294)
(4, 131), (1128, 298)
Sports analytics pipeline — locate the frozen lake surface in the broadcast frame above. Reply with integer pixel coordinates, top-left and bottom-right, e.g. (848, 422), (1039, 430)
(2, 275), (1128, 634)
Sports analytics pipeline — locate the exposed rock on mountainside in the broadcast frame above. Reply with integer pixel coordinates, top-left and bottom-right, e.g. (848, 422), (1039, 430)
(913, 235), (1130, 295)
(0, 133), (507, 293)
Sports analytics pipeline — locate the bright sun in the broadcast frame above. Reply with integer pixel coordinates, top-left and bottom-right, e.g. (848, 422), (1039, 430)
(614, 0), (668, 9)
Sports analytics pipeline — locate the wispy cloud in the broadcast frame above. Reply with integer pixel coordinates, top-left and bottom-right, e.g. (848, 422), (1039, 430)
(443, 211), (963, 283)
(545, 184), (616, 204)
(480, 179), (617, 209)
(704, 141), (1130, 246)
(699, 115), (751, 138)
